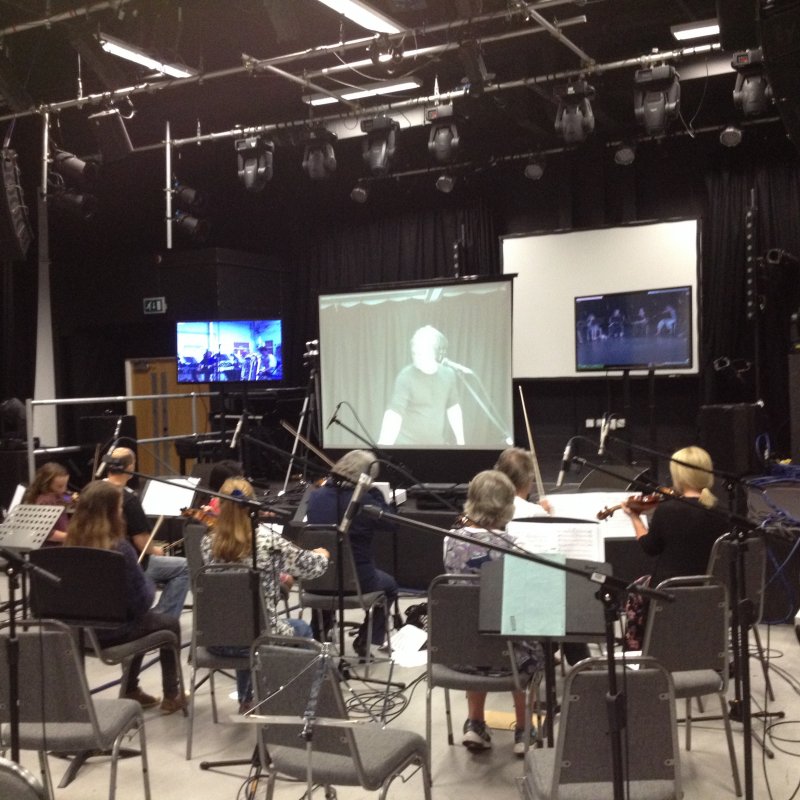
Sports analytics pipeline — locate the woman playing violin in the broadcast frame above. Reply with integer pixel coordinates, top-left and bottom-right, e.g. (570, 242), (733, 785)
(22, 462), (77, 544)
(620, 446), (729, 648)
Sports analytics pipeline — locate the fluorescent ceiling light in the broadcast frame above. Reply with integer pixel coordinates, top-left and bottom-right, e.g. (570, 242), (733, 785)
(315, 0), (404, 34)
(99, 32), (197, 79)
(303, 78), (421, 106)
(670, 18), (720, 41)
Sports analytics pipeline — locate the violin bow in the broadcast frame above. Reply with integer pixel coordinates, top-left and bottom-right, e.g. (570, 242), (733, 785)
(517, 385), (546, 500)
(137, 515), (165, 564)
(279, 420), (335, 468)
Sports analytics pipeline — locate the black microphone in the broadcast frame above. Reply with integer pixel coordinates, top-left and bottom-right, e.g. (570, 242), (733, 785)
(230, 412), (246, 450)
(95, 435), (122, 479)
(326, 401), (343, 429)
(556, 437), (575, 488)
(338, 472), (372, 536)
(441, 357), (473, 375)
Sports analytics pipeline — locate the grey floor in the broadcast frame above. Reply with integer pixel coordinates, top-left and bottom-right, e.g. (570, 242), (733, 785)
(6, 592), (800, 800)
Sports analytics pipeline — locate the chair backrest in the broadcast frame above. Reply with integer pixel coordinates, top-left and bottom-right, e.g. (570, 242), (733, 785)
(642, 575), (728, 676)
(182, 522), (208, 586)
(427, 573), (516, 675)
(0, 756), (47, 800)
(296, 524), (362, 595)
(707, 534), (766, 625)
(544, 656), (680, 794)
(28, 546), (129, 627)
(193, 564), (267, 648)
(251, 638), (360, 765)
(0, 620), (101, 735)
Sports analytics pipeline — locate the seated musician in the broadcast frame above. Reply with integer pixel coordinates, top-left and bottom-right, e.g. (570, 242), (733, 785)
(443, 469), (543, 757)
(65, 481), (186, 714)
(201, 476), (329, 713)
(620, 445), (727, 649)
(305, 450), (398, 657)
(494, 447), (552, 517)
(22, 461), (77, 544)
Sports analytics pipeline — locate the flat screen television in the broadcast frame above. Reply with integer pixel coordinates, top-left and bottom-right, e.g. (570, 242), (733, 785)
(176, 319), (283, 383)
(319, 277), (514, 450)
(575, 286), (693, 372)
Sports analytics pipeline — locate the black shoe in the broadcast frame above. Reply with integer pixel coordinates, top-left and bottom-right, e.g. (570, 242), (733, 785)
(353, 635), (368, 659)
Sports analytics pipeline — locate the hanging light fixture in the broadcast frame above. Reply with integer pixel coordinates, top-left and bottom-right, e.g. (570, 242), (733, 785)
(98, 32), (197, 79)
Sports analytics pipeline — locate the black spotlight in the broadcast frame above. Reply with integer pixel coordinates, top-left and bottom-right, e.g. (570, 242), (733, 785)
(302, 129), (337, 180)
(427, 105), (460, 163)
(554, 80), (595, 143)
(634, 64), (681, 135)
(235, 136), (274, 192)
(173, 210), (210, 242)
(732, 48), (773, 117)
(51, 149), (100, 184)
(350, 181), (370, 203)
(50, 188), (98, 222)
(361, 115), (399, 176)
(173, 180), (207, 213)
(435, 173), (456, 193)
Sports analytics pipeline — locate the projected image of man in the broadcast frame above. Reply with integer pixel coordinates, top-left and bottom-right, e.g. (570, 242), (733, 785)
(378, 325), (465, 446)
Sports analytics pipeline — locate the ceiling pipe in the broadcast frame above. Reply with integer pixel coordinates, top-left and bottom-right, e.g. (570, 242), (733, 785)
(0, 0), (136, 38)
(511, 0), (595, 65)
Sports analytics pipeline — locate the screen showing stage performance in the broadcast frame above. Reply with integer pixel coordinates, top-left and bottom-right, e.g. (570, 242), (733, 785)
(502, 218), (700, 378)
(575, 286), (693, 372)
(319, 277), (514, 450)
(176, 319), (283, 383)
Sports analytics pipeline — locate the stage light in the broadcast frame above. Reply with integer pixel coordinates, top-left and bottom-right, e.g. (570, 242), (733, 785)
(88, 107), (134, 163)
(554, 80), (595, 144)
(51, 149), (99, 184)
(459, 40), (494, 98)
(173, 181), (207, 213)
(302, 78), (421, 106)
(719, 125), (743, 147)
(523, 159), (544, 180)
(314, 0), (403, 34)
(173, 210), (210, 242)
(634, 65), (681, 136)
(361, 115), (399, 176)
(350, 181), (370, 203)
(732, 48), (773, 117)
(235, 136), (274, 191)
(98, 31), (197, 78)
(435, 174), (456, 193)
(303, 132), (337, 180)
(614, 143), (636, 165)
(427, 106), (460, 163)
(50, 189), (98, 222)
(670, 18), (719, 41)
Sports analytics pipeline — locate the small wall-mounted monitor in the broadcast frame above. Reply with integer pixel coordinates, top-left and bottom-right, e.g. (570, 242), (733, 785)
(575, 286), (693, 373)
(176, 319), (283, 384)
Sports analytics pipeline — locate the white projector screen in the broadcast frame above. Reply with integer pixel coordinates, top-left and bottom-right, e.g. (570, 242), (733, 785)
(319, 278), (514, 450)
(502, 219), (700, 378)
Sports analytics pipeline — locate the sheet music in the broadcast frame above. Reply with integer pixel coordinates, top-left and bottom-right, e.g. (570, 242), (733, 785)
(140, 476), (201, 517)
(544, 491), (645, 539)
(508, 520), (604, 561)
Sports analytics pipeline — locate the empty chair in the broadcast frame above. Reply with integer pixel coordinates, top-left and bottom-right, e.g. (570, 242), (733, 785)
(642, 575), (741, 797)
(0, 620), (151, 800)
(250, 635), (432, 799)
(186, 564), (267, 759)
(520, 656), (682, 800)
(426, 573), (539, 770)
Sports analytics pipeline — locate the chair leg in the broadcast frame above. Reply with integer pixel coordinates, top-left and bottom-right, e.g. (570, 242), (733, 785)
(444, 688), (454, 746)
(186, 665), (197, 760)
(751, 625), (775, 702)
(718, 692), (743, 797)
(425, 685), (434, 779)
(37, 750), (55, 800)
(137, 716), (152, 800)
(684, 697), (692, 751)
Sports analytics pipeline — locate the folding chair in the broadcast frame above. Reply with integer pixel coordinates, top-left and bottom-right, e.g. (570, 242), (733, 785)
(643, 575), (741, 797)
(249, 635), (431, 799)
(0, 620), (150, 800)
(520, 656), (682, 800)
(426, 573), (540, 772)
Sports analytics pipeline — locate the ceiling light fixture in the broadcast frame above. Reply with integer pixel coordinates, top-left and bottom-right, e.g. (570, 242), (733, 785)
(302, 78), (421, 106)
(732, 48), (773, 116)
(235, 136), (274, 191)
(361, 115), (399, 175)
(350, 180), (370, 203)
(315, 0), (404, 34)
(523, 159), (544, 180)
(435, 173), (456, 193)
(554, 80), (595, 144)
(98, 32), (197, 79)
(427, 105), (460, 163)
(634, 65), (681, 136)
(670, 18), (720, 41)
(719, 124), (743, 147)
(614, 143), (636, 165)
(303, 129), (338, 179)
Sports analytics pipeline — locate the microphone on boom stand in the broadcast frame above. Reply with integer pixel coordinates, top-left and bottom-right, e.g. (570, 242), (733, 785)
(556, 438), (576, 488)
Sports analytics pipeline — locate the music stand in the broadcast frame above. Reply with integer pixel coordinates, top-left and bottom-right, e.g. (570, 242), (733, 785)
(0, 505), (63, 552)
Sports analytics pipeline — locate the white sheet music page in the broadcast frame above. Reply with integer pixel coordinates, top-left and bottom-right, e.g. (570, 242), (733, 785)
(507, 520), (604, 561)
(545, 491), (645, 538)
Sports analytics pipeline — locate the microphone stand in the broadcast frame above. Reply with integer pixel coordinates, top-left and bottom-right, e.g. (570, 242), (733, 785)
(360, 505), (671, 800)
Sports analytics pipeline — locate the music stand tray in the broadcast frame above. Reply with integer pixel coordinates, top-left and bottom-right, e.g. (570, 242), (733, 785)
(0, 505), (63, 551)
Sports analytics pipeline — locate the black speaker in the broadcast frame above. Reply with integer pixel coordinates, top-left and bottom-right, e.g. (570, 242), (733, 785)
(697, 403), (767, 477)
(760, 0), (800, 148)
(716, 0), (759, 51)
(0, 148), (32, 262)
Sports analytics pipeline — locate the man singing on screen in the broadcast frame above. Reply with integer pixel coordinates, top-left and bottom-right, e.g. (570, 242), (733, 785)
(378, 325), (465, 446)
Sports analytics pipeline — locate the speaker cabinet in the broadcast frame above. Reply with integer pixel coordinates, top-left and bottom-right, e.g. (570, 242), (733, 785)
(0, 148), (32, 262)
(697, 403), (767, 476)
(760, 0), (800, 148)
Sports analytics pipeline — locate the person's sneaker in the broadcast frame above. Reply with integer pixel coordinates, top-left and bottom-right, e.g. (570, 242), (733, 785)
(352, 635), (369, 660)
(124, 688), (160, 709)
(462, 719), (492, 751)
(513, 726), (536, 756)
(160, 693), (188, 715)
(239, 699), (255, 715)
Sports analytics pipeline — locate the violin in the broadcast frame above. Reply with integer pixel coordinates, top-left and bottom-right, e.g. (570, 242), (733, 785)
(596, 487), (677, 521)
(181, 507), (217, 527)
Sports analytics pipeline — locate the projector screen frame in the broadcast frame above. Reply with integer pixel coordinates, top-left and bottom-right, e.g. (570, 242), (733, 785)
(502, 218), (701, 379)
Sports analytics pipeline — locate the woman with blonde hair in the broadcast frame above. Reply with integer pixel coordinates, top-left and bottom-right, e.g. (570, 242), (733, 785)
(201, 476), (329, 712)
(65, 481), (185, 713)
(621, 445), (729, 648)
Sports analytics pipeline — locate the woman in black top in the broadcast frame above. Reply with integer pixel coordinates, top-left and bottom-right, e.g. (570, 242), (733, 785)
(621, 445), (729, 648)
